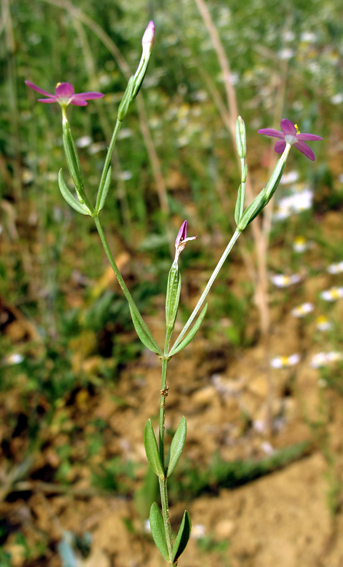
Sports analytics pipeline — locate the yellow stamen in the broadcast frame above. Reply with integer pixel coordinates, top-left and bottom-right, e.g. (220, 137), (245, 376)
(294, 124), (300, 134)
(281, 356), (289, 366)
(56, 82), (61, 87)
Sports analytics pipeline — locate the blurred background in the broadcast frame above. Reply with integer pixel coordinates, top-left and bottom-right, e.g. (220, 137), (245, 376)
(1, 0), (343, 565)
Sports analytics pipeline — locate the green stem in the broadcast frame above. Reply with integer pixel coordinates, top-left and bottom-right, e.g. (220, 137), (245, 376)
(93, 215), (152, 336)
(98, 118), (122, 194)
(159, 476), (173, 564)
(158, 328), (174, 563)
(170, 228), (241, 354)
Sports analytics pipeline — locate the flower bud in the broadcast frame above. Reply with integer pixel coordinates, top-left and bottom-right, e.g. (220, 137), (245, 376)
(142, 21), (155, 56)
(235, 116), (246, 159)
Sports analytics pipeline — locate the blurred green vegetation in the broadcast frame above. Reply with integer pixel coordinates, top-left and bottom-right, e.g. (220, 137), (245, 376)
(1, 0), (343, 564)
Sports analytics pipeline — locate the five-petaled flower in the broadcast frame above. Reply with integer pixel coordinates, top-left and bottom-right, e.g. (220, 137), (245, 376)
(258, 119), (322, 161)
(25, 81), (104, 108)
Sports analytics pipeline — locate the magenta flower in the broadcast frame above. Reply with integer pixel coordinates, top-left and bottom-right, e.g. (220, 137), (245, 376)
(174, 220), (197, 265)
(258, 119), (323, 161)
(25, 81), (104, 107)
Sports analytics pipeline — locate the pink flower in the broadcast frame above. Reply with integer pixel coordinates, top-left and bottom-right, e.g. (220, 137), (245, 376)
(258, 119), (322, 161)
(174, 220), (197, 265)
(25, 81), (104, 107)
(142, 21), (155, 55)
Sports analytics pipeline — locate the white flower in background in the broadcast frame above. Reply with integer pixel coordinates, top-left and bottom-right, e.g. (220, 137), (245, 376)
(3, 353), (24, 365)
(331, 93), (343, 105)
(310, 353), (328, 368)
(117, 128), (133, 139)
(274, 207), (292, 221)
(191, 525), (206, 539)
(76, 135), (92, 148)
(292, 236), (312, 253)
(291, 188), (313, 212)
(280, 170), (299, 185)
(283, 30), (295, 42)
(278, 48), (294, 60)
(291, 303), (314, 318)
(316, 315), (333, 331)
(273, 188), (314, 221)
(271, 354), (300, 368)
(327, 351), (343, 363)
(310, 352), (343, 368)
(261, 442), (274, 455)
(270, 274), (302, 288)
(115, 171), (133, 181)
(320, 287), (343, 301)
(327, 261), (343, 274)
(301, 31), (317, 42)
(88, 142), (106, 154)
(339, 173), (343, 183)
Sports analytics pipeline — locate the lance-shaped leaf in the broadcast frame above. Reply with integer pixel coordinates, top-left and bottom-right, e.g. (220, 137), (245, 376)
(144, 419), (164, 479)
(169, 303), (208, 357)
(58, 170), (90, 215)
(63, 122), (84, 193)
(149, 503), (170, 562)
(129, 306), (162, 355)
(118, 76), (135, 122)
(172, 510), (192, 562)
(264, 157), (287, 204)
(234, 183), (245, 225)
(96, 166), (112, 213)
(167, 416), (187, 477)
(165, 266), (181, 330)
(237, 189), (267, 231)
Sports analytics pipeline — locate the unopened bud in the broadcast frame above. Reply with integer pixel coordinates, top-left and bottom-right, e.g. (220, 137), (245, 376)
(142, 21), (155, 56)
(235, 116), (246, 159)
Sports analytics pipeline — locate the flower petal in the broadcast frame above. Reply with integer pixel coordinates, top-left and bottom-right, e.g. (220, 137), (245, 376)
(257, 128), (284, 138)
(274, 140), (286, 153)
(70, 99), (88, 106)
(72, 92), (104, 100)
(280, 119), (296, 136)
(25, 80), (54, 97)
(55, 82), (75, 97)
(38, 98), (58, 103)
(293, 141), (315, 161)
(296, 133), (323, 141)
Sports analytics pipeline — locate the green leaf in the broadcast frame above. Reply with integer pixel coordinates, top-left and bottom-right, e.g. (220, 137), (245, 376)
(165, 266), (181, 330)
(172, 510), (192, 562)
(169, 303), (208, 356)
(149, 503), (170, 562)
(118, 76), (135, 122)
(58, 170), (90, 215)
(234, 183), (245, 225)
(237, 189), (266, 231)
(96, 166), (112, 213)
(62, 122), (84, 192)
(129, 306), (162, 355)
(144, 420), (164, 479)
(167, 416), (187, 477)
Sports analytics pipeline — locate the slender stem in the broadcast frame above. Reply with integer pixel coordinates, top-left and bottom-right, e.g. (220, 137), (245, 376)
(159, 476), (173, 564)
(170, 228), (241, 354)
(93, 215), (158, 344)
(98, 118), (122, 193)
(158, 328), (174, 563)
(159, 329), (173, 462)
